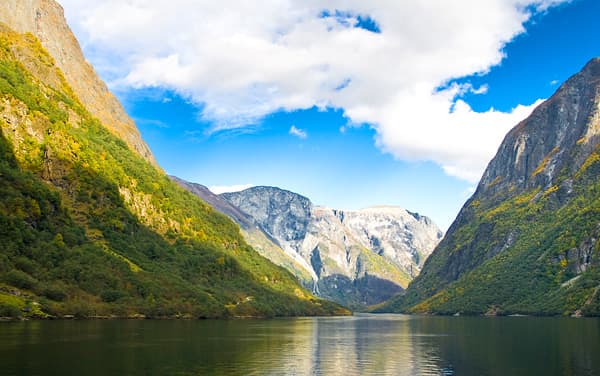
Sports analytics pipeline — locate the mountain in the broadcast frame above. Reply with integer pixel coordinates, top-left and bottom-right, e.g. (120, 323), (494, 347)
(379, 58), (600, 316)
(0, 3), (348, 319)
(217, 186), (443, 309)
(170, 177), (315, 285)
(0, 0), (155, 165)
(170, 177), (256, 229)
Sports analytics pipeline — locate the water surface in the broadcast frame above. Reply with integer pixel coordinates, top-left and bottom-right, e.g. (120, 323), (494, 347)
(1, 314), (599, 375)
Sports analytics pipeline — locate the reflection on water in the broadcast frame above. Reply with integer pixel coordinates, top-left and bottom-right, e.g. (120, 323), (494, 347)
(1, 314), (599, 375)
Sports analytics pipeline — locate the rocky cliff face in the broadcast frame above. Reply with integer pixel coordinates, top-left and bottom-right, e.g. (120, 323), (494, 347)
(222, 187), (314, 275)
(480, 57), (600, 199)
(338, 207), (442, 276)
(221, 186), (443, 308)
(0, 0), (155, 164)
(380, 58), (600, 316)
(170, 178), (316, 285)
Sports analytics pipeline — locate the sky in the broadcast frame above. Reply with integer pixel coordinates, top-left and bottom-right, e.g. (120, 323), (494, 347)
(58, 0), (600, 231)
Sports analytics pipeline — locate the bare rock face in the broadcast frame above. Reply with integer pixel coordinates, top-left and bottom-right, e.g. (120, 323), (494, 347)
(480, 57), (600, 199)
(221, 186), (443, 309)
(337, 207), (443, 276)
(379, 58), (600, 316)
(0, 0), (156, 164)
(223, 186), (312, 256)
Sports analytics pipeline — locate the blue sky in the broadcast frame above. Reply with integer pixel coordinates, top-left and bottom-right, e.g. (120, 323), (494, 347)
(61, 0), (600, 230)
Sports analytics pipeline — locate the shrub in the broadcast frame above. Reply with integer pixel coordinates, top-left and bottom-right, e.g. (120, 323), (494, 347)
(40, 284), (67, 301)
(100, 289), (126, 303)
(4, 269), (38, 290)
(0, 301), (21, 318)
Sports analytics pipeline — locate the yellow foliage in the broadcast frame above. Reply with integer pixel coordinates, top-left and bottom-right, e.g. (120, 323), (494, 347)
(294, 289), (306, 299)
(577, 151), (600, 177)
(544, 185), (559, 196)
(532, 147), (560, 177)
(515, 188), (540, 205)
(485, 204), (508, 220)
(486, 176), (502, 189)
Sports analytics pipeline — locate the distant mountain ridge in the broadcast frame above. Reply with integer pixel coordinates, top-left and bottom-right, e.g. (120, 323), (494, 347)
(170, 177), (256, 230)
(379, 58), (600, 316)
(176, 184), (443, 309)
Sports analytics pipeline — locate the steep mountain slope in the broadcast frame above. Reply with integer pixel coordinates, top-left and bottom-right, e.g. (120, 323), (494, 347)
(220, 186), (442, 309)
(0, 0), (155, 164)
(170, 176), (256, 229)
(340, 206), (440, 276)
(0, 24), (347, 319)
(171, 177), (315, 285)
(379, 58), (600, 316)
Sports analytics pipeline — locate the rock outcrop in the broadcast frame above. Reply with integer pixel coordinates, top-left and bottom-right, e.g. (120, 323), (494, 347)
(0, 0), (156, 164)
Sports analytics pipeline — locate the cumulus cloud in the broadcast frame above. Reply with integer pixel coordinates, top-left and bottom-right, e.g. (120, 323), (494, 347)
(208, 184), (254, 194)
(289, 125), (308, 139)
(59, 0), (569, 182)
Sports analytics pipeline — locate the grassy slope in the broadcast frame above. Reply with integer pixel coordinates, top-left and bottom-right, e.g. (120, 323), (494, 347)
(0, 26), (349, 319)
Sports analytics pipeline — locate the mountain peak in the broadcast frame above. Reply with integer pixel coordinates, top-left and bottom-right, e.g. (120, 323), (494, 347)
(380, 58), (600, 316)
(214, 185), (442, 308)
(582, 57), (600, 75)
(478, 57), (600, 199)
(236, 185), (311, 199)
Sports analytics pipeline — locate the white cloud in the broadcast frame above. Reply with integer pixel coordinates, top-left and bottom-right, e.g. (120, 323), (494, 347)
(289, 125), (308, 139)
(469, 84), (489, 95)
(208, 184), (255, 194)
(59, 0), (569, 183)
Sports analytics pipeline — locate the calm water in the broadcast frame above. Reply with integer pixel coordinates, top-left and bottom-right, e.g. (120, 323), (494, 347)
(1, 314), (599, 375)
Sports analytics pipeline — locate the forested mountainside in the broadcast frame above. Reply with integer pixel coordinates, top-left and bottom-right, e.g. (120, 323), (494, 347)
(0, 22), (347, 319)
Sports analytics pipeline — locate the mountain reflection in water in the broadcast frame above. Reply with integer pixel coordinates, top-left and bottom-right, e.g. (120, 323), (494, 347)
(1, 314), (599, 375)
